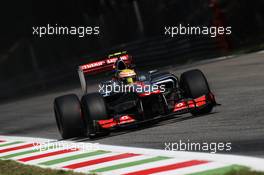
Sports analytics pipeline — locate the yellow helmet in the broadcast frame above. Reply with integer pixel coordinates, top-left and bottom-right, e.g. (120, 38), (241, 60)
(118, 69), (136, 84)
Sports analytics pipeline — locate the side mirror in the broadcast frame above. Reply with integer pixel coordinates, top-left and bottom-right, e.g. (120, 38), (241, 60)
(138, 75), (147, 81)
(149, 69), (158, 74)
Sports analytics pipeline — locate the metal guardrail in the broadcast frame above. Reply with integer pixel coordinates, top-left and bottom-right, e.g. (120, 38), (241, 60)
(89, 35), (225, 68)
(0, 35), (227, 100)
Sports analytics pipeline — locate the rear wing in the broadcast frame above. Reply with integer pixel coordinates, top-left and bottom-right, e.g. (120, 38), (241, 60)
(78, 53), (133, 94)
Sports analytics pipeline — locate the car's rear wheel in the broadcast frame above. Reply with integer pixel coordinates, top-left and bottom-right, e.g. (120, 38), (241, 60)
(54, 94), (86, 139)
(81, 93), (109, 138)
(180, 69), (213, 115)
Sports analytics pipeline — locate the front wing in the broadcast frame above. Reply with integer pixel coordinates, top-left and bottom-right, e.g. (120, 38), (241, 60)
(97, 93), (216, 129)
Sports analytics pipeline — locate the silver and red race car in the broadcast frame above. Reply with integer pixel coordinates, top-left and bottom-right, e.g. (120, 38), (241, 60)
(54, 52), (218, 139)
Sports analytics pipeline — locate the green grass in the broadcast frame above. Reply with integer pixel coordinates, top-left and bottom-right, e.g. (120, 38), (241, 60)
(0, 159), (90, 175)
(225, 168), (264, 175)
(189, 165), (264, 175)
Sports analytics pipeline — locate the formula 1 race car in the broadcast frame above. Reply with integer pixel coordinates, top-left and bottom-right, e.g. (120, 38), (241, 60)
(54, 52), (217, 139)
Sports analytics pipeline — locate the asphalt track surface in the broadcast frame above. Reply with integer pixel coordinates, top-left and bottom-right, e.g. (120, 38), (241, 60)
(1, 51), (264, 157)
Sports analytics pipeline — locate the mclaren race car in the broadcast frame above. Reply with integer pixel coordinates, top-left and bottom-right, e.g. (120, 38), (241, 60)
(54, 52), (217, 139)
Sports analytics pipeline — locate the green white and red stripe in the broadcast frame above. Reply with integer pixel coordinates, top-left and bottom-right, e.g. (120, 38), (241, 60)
(0, 136), (263, 175)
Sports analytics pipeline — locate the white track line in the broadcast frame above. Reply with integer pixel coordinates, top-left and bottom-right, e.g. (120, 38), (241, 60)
(257, 50), (264, 54)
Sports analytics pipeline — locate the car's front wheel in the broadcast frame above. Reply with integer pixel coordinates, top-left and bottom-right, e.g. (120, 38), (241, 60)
(81, 93), (109, 138)
(54, 94), (86, 139)
(180, 69), (214, 115)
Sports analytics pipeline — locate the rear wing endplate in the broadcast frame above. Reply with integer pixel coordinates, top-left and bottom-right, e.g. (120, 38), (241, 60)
(77, 54), (133, 94)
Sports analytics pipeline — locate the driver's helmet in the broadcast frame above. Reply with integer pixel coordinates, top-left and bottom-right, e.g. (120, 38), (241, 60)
(118, 69), (137, 84)
(114, 59), (127, 71)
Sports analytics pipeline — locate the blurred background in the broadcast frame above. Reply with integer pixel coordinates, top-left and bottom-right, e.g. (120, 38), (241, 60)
(0, 0), (264, 101)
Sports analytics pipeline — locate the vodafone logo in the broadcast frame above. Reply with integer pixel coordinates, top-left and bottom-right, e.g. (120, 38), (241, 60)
(106, 55), (128, 64)
(121, 115), (129, 120)
(106, 58), (117, 64)
(120, 55), (128, 60)
(176, 102), (184, 108)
